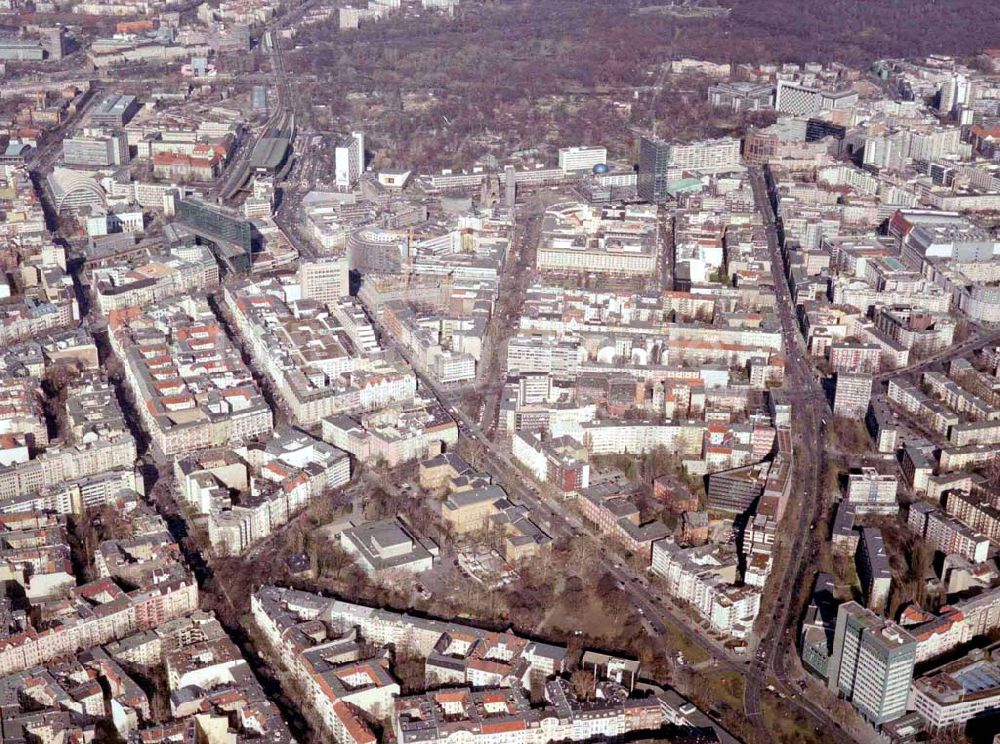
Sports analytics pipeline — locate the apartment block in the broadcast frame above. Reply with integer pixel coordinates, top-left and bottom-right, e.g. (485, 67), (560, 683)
(92, 244), (219, 314)
(578, 483), (669, 560)
(856, 527), (892, 614)
(650, 537), (760, 638)
(833, 372), (873, 417)
(888, 379), (959, 436)
(225, 279), (416, 425)
(108, 296), (273, 456)
(907, 501), (990, 563)
(846, 468), (898, 516)
(175, 427), (350, 556)
(511, 431), (590, 495)
(323, 398), (456, 468)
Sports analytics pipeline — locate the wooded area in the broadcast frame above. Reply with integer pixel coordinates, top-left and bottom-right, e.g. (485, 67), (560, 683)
(283, 0), (998, 169)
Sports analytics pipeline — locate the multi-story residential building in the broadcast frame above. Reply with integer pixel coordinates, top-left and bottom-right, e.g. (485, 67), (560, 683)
(923, 371), (999, 422)
(650, 537), (759, 638)
(846, 468), (898, 516)
(907, 586), (1000, 663)
(225, 279), (416, 425)
(888, 378), (960, 436)
(175, 427), (349, 556)
(92, 244), (219, 314)
(511, 431), (590, 495)
(901, 445), (934, 495)
(827, 602), (916, 726)
(829, 342), (882, 374)
(0, 373), (137, 514)
(865, 402), (899, 454)
(831, 499), (860, 557)
(322, 398), (457, 467)
(0, 575), (198, 676)
(833, 372), (873, 417)
(580, 422), (705, 457)
(944, 490), (1000, 543)
(252, 586), (566, 694)
(251, 588), (667, 743)
(108, 296), (273, 456)
(856, 527), (892, 614)
(908, 501), (990, 563)
(874, 306), (955, 354)
(393, 683), (663, 744)
(578, 483), (669, 560)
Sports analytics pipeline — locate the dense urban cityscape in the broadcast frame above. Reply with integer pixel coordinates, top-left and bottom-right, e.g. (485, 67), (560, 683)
(1, 1), (1000, 743)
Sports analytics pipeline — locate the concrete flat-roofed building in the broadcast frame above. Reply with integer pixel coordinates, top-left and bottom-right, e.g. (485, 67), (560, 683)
(907, 501), (990, 564)
(639, 135), (741, 203)
(865, 401), (898, 454)
(708, 81), (774, 111)
(340, 517), (437, 576)
(827, 601), (916, 726)
(63, 131), (130, 168)
(911, 642), (1000, 731)
(706, 461), (768, 514)
(846, 467), (898, 516)
(298, 256), (350, 304)
(536, 202), (659, 276)
(335, 132), (365, 188)
(557, 146), (607, 175)
(90, 94), (140, 127)
(856, 527), (892, 614)
(800, 572), (839, 679)
(775, 80), (859, 116)
(176, 198), (254, 269)
(0, 40), (45, 61)
(833, 371), (873, 418)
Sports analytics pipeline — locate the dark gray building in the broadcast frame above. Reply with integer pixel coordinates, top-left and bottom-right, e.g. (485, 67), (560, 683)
(638, 135), (671, 204)
(706, 462), (767, 514)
